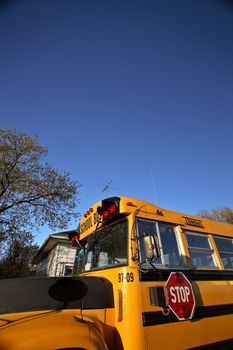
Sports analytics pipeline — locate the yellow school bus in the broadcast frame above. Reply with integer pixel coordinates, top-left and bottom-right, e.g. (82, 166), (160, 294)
(0, 196), (233, 349)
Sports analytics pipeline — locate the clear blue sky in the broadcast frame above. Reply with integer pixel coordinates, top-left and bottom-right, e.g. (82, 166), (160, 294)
(1, 0), (233, 245)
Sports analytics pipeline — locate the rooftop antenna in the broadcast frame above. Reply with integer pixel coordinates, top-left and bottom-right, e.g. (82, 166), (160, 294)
(102, 180), (113, 198)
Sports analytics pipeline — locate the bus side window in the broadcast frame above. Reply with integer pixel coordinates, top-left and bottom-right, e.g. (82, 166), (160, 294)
(137, 219), (184, 267)
(214, 236), (233, 269)
(185, 231), (217, 268)
(158, 223), (184, 266)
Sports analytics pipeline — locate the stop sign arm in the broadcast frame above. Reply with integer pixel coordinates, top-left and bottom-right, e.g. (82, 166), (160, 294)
(164, 272), (196, 321)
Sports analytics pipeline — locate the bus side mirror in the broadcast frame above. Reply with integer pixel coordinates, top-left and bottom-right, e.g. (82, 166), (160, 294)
(142, 234), (161, 261)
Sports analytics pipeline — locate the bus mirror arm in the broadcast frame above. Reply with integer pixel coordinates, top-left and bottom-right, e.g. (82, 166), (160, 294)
(142, 233), (161, 261)
(75, 238), (83, 250)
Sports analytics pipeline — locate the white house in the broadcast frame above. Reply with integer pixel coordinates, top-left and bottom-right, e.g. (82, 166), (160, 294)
(33, 231), (77, 277)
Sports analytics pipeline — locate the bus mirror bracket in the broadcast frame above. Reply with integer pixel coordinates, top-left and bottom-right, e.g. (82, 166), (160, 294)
(142, 233), (161, 261)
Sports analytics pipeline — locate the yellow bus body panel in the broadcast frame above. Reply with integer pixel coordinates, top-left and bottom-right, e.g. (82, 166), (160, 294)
(0, 309), (109, 350)
(144, 314), (233, 349)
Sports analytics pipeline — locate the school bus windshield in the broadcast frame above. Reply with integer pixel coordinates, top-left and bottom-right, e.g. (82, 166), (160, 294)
(74, 219), (128, 273)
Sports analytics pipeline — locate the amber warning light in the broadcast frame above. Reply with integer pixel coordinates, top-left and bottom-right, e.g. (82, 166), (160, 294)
(97, 197), (120, 222)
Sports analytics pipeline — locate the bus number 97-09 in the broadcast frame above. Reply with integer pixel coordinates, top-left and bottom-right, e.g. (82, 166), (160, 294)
(118, 272), (134, 283)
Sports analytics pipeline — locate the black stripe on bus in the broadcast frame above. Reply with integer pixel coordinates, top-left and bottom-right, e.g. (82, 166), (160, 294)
(142, 303), (233, 327)
(0, 276), (114, 315)
(139, 269), (233, 282)
(188, 338), (233, 350)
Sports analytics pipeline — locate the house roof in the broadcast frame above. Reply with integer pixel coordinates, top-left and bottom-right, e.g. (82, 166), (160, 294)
(33, 230), (77, 264)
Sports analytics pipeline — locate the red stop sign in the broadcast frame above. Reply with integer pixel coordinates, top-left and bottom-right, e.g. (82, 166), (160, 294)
(164, 272), (196, 321)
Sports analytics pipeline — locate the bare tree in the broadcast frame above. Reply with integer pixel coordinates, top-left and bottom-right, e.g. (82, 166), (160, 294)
(0, 230), (39, 278)
(0, 128), (81, 276)
(197, 207), (233, 224)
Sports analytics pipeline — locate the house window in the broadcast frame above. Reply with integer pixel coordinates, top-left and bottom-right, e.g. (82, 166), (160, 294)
(64, 265), (73, 276)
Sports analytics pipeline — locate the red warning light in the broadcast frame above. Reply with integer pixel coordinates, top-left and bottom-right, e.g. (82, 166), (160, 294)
(97, 198), (120, 222)
(102, 209), (109, 220)
(108, 203), (117, 215)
